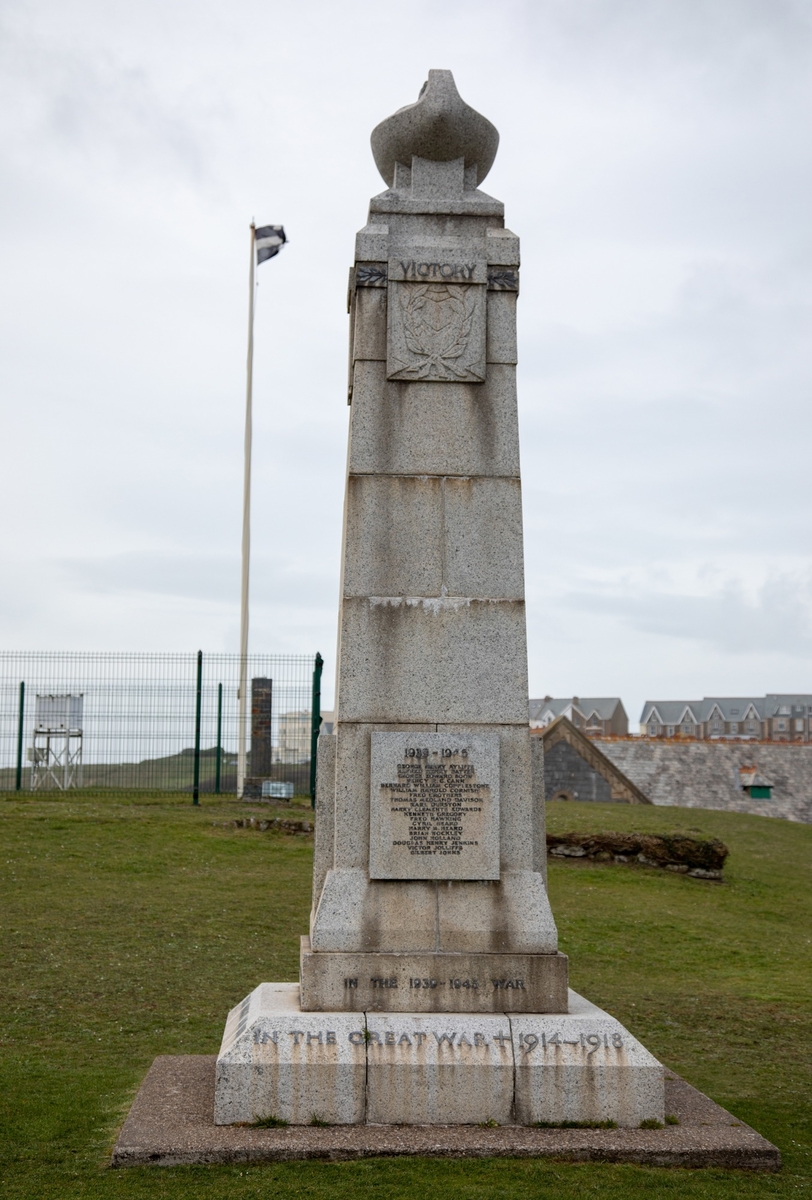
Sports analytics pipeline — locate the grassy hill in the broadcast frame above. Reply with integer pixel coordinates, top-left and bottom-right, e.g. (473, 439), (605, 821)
(0, 747), (310, 795)
(0, 790), (809, 1198)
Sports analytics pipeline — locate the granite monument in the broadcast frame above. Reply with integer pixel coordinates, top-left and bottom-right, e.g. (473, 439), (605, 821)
(215, 70), (664, 1128)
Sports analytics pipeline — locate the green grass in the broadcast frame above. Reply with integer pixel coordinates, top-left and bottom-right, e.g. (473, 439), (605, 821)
(0, 791), (810, 1197)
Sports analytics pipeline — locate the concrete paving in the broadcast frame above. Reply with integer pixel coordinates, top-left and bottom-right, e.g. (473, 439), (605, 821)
(111, 1055), (780, 1171)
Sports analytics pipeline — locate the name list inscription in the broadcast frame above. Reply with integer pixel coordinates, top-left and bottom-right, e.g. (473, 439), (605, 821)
(369, 732), (500, 880)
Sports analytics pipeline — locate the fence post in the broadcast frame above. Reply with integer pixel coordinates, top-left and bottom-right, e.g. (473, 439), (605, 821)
(215, 682), (223, 795)
(309, 653), (323, 808)
(15, 681), (25, 791)
(193, 651), (203, 805)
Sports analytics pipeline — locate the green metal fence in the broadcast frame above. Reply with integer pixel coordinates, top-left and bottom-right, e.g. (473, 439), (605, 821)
(0, 652), (322, 798)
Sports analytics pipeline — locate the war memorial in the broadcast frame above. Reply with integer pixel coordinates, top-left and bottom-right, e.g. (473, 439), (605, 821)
(113, 72), (780, 1168)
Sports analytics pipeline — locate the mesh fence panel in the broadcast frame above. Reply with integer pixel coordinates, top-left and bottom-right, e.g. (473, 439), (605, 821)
(0, 652), (317, 795)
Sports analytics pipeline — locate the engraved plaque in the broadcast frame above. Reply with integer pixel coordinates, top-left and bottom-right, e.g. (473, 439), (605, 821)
(369, 732), (499, 880)
(386, 256), (486, 383)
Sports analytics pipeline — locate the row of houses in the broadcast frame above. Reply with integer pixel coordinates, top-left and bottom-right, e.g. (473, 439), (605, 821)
(529, 697), (629, 737)
(528, 693), (812, 743)
(640, 695), (812, 742)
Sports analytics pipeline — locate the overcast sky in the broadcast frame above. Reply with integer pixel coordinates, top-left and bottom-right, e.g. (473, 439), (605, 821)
(1, 0), (811, 723)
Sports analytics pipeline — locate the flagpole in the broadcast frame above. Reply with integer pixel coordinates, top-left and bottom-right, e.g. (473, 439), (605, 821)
(237, 222), (256, 800)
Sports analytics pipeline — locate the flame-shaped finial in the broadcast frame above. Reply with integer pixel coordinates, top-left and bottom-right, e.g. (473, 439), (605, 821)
(371, 70), (499, 188)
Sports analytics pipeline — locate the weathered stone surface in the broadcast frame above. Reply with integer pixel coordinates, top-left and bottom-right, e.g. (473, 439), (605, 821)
(300, 937), (569, 1013)
(442, 477), (524, 600)
(341, 475), (524, 603)
(312, 724), (557, 961)
(370, 71), (499, 188)
(436, 871), (558, 953)
(310, 872), (558, 959)
(511, 992), (664, 1128)
(347, 362), (521, 478)
(355, 224), (391, 263)
(336, 597), (529, 725)
(342, 475), (444, 599)
(311, 734), (336, 915)
(485, 225), (520, 266)
(310, 869), (438, 953)
(326, 722), (435, 873)
(119, 1055), (782, 1168)
(214, 987), (662, 1127)
(369, 732), (500, 880)
(369, 187), (505, 219)
(365, 1013), (514, 1124)
(350, 285), (387, 363)
(486, 291), (518, 363)
(214, 984), (366, 1126)
(531, 734), (547, 883)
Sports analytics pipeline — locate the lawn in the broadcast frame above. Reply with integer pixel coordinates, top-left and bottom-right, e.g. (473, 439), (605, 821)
(0, 789), (810, 1198)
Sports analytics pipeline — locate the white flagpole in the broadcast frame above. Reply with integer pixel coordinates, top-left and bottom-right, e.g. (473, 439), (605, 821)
(237, 222), (256, 800)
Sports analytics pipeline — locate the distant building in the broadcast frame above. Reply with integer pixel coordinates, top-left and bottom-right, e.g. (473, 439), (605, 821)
(529, 697), (628, 738)
(274, 710), (311, 763)
(639, 695), (812, 742)
(533, 716), (649, 804)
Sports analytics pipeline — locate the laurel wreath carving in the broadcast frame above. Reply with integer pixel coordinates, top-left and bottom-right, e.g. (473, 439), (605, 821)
(487, 269), (518, 291)
(397, 284), (477, 380)
(356, 264), (388, 286)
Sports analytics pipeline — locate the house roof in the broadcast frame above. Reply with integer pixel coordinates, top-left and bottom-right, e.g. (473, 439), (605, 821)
(640, 701), (703, 724)
(702, 698), (764, 721)
(529, 697), (624, 723)
(764, 694), (812, 715)
(641, 697), (767, 723)
(739, 768), (772, 788)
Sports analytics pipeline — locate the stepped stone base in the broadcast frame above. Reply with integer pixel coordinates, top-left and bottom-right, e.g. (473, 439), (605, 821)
(300, 936), (568, 1013)
(112, 1055), (782, 1170)
(214, 983), (663, 1128)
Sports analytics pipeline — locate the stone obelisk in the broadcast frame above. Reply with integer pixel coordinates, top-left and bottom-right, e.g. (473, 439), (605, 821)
(301, 69), (566, 1014)
(214, 72), (664, 1128)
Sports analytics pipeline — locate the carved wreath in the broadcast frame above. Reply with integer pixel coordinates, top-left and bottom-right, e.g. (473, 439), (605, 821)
(487, 269), (518, 291)
(398, 284), (477, 380)
(356, 264), (387, 287)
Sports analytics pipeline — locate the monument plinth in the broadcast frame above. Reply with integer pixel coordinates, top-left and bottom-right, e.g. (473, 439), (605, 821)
(215, 71), (664, 1127)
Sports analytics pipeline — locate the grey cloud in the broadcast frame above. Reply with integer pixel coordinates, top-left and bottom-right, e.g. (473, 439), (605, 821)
(565, 572), (812, 657)
(60, 552), (336, 608)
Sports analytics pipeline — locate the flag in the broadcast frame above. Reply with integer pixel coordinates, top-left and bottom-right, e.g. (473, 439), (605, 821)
(255, 225), (286, 264)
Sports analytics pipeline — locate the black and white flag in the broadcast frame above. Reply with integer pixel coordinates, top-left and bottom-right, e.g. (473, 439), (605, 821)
(255, 225), (286, 264)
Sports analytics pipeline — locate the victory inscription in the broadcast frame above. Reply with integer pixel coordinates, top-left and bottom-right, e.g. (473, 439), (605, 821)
(369, 732), (499, 880)
(386, 253), (487, 383)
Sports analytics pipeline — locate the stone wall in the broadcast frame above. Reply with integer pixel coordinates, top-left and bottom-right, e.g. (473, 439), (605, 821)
(544, 740), (613, 803)
(596, 740), (812, 823)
